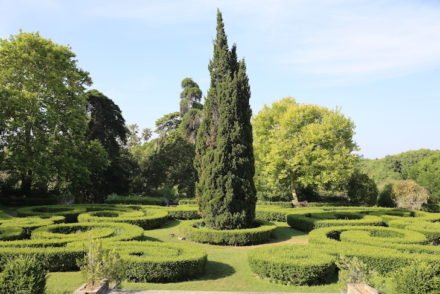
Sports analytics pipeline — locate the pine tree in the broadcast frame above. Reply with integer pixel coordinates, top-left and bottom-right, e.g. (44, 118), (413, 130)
(195, 10), (256, 229)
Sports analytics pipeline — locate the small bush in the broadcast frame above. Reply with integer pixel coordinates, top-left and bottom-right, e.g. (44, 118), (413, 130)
(77, 239), (125, 289)
(391, 262), (440, 294)
(0, 254), (47, 294)
(167, 206), (200, 220)
(336, 256), (375, 292)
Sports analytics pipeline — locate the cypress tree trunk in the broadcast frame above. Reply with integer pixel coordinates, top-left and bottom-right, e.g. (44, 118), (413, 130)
(195, 10), (256, 230)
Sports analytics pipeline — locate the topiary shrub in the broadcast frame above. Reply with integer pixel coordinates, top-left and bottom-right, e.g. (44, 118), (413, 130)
(391, 262), (440, 294)
(248, 244), (336, 285)
(180, 220), (276, 246)
(0, 254), (47, 294)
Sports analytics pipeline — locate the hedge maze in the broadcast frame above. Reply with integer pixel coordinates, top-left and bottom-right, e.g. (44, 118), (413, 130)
(0, 201), (439, 286)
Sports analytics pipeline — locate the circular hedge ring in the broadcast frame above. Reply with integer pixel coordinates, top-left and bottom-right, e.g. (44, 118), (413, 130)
(339, 227), (427, 246)
(99, 241), (207, 282)
(0, 226), (24, 241)
(287, 211), (383, 232)
(180, 220), (277, 246)
(31, 222), (144, 242)
(16, 205), (87, 222)
(0, 216), (65, 237)
(78, 209), (169, 229)
(248, 245), (336, 285)
(308, 226), (440, 274)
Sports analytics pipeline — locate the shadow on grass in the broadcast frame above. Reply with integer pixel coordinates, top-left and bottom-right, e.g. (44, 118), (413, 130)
(160, 219), (181, 229)
(197, 260), (236, 281)
(270, 225), (307, 243)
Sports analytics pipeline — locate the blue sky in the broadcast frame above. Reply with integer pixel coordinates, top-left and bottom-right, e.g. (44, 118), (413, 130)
(1, 0), (440, 158)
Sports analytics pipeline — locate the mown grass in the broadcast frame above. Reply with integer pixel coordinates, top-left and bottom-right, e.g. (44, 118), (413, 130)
(47, 220), (339, 293)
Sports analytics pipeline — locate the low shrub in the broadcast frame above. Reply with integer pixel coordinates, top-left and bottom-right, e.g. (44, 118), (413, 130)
(77, 239), (125, 289)
(78, 209), (169, 230)
(339, 227), (427, 246)
(248, 244), (336, 285)
(336, 256), (375, 292)
(0, 254), (47, 294)
(180, 221), (276, 246)
(16, 205), (87, 222)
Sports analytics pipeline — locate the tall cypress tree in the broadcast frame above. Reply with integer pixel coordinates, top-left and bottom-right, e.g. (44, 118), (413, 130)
(195, 10), (256, 230)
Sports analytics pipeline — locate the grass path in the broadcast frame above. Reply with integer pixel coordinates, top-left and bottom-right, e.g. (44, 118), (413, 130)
(47, 220), (338, 293)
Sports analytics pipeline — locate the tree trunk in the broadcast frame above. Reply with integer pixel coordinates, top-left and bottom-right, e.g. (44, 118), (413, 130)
(21, 170), (32, 197)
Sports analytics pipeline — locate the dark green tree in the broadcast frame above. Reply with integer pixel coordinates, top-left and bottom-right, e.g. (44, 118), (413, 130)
(85, 90), (131, 200)
(179, 78), (203, 144)
(179, 78), (202, 116)
(195, 10), (256, 229)
(347, 170), (378, 206)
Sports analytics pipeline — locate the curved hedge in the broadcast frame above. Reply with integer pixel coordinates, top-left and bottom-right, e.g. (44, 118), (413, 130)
(256, 206), (291, 222)
(78, 209), (169, 229)
(166, 206), (200, 220)
(31, 222), (144, 242)
(0, 216), (65, 237)
(389, 220), (440, 243)
(180, 221), (276, 246)
(339, 227), (427, 246)
(248, 245), (336, 285)
(95, 241), (207, 282)
(105, 195), (164, 205)
(287, 211), (383, 232)
(308, 226), (440, 273)
(0, 226), (24, 241)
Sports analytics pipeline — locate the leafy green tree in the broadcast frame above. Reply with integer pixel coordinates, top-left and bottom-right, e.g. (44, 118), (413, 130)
(195, 10), (256, 229)
(253, 97), (357, 202)
(155, 112), (182, 138)
(0, 32), (91, 197)
(346, 170), (378, 205)
(409, 152), (440, 201)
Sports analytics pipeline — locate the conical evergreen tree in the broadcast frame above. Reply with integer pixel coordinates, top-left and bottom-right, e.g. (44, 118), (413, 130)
(195, 10), (256, 229)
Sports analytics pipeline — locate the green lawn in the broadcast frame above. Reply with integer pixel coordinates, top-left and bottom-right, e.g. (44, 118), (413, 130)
(47, 220), (339, 293)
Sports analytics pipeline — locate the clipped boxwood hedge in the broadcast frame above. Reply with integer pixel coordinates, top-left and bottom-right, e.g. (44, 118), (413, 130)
(77, 209), (169, 230)
(16, 205), (87, 222)
(0, 216), (65, 237)
(0, 226), (24, 241)
(256, 206), (291, 222)
(94, 241), (207, 282)
(180, 220), (277, 246)
(167, 206), (200, 220)
(248, 244), (336, 285)
(105, 195), (164, 205)
(31, 222), (144, 242)
(287, 211), (383, 232)
(0, 245), (84, 271)
(308, 226), (440, 273)
(178, 199), (197, 205)
(257, 201), (293, 208)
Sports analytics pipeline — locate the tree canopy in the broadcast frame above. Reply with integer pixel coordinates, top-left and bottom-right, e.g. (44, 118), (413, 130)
(253, 97), (358, 202)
